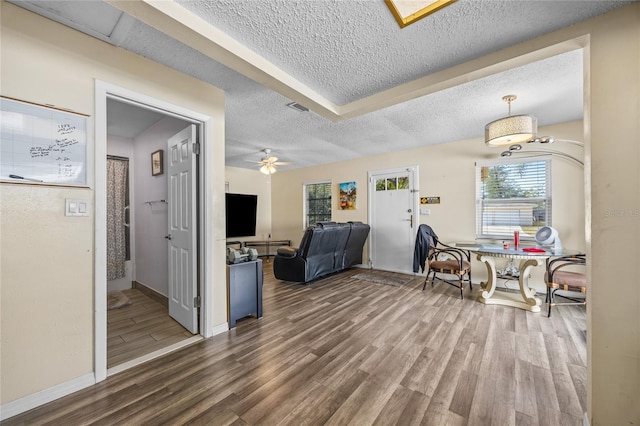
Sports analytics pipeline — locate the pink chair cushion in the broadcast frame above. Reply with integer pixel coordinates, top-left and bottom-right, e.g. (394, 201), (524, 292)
(430, 259), (471, 273)
(546, 270), (587, 290)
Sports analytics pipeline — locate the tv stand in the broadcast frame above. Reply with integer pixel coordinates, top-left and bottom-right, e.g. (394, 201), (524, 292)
(243, 239), (291, 261)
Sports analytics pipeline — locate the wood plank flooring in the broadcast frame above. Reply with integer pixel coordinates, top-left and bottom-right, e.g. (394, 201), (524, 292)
(4, 263), (586, 425)
(107, 289), (193, 368)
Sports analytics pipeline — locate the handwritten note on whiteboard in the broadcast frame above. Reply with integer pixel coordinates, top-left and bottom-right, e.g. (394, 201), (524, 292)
(1, 97), (88, 186)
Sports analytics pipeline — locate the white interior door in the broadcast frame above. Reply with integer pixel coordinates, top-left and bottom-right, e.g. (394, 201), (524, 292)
(369, 167), (418, 274)
(167, 125), (198, 333)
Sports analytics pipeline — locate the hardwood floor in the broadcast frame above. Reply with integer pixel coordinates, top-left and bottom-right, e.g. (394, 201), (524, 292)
(4, 262), (586, 425)
(107, 289), (193, 368)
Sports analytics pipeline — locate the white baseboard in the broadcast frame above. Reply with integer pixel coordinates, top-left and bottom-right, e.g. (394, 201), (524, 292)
(0, 373), (95, 421)
(211, 322), (229, 336)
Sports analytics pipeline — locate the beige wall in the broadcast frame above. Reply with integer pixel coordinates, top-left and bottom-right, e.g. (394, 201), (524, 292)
(225, 166), (272, 242)
(272, 120), (585, 291)
(0, 2), (226, 404)
(586, 4), (640, 425)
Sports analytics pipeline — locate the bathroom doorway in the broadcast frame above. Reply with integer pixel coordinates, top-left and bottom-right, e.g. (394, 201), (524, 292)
(105, 98), (200, 371)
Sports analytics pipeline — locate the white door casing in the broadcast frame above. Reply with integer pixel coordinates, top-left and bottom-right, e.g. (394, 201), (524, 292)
(368, 166), (419, 274)
(167, 125), (199, 333)
(96, 80), (214, 384)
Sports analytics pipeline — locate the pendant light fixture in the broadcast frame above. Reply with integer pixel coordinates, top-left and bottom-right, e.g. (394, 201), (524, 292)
(485, 95), (537, 146)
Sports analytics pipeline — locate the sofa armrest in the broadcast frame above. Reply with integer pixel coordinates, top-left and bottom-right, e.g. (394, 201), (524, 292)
(276, 247), (298, 258)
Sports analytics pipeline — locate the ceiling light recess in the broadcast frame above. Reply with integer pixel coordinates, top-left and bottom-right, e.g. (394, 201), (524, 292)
(385, 0), (458, 28)
(485, 95), (537, 147)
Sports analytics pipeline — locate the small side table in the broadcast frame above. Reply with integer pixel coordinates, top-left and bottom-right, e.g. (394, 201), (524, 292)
(243, 239), (291, 261)
(227, 259), (263, 328)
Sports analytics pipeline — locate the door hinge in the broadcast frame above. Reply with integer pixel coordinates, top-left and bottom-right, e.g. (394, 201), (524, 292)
(194, 296), (201, 308)
(192, 142), (200, 155)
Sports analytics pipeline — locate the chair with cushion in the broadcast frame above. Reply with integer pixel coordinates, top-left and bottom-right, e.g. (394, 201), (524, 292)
(414, 224), (472, 299)
(545, 254), (586, 317)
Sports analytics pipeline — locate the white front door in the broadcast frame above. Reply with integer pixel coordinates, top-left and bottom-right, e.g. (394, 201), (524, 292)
(167, 125), (198, 333)
(368, 167), (419, 274)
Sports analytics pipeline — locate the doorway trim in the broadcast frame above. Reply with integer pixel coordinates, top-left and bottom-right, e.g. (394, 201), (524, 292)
(94, 80), (214, 382)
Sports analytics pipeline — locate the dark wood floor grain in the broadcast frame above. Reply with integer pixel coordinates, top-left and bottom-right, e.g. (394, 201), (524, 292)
(107, 288), (193, 368)
(3, 262), (587, 425)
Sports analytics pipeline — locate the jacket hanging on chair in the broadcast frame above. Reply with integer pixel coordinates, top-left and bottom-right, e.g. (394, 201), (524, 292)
(413, 224), (438, 273)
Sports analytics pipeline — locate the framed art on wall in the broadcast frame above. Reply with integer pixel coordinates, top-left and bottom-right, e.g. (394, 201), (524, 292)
(151, 149), (163, 176)
(339, 181), (357, 210)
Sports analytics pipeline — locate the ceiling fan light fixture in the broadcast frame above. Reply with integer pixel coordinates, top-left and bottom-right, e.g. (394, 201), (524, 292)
(485, 95), (538, 147)
(260, 164), (277, 175)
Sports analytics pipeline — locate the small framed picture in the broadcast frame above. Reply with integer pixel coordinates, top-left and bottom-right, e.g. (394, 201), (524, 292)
(151, 149), (164, 176)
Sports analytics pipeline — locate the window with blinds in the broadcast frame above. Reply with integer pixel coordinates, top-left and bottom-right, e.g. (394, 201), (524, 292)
(304, 181), (331, 227)
(476, 157), (551, 239)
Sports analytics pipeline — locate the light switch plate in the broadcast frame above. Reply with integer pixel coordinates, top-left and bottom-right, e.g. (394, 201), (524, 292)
(420, 208), (431, 216)
(66, 199), (90, 217)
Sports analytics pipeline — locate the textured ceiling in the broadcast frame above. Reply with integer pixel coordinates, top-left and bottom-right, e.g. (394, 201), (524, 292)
(9, 0), (635, 171)
(174, 0), (618, 104)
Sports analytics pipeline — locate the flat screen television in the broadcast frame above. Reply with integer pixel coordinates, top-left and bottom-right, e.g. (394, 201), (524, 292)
(225, 193), (258, 238)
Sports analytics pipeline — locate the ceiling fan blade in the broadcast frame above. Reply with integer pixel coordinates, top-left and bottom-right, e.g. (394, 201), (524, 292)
(266, 156), (278, 163)
(273, 161), (292, 165)
(244, 159), (264, 164)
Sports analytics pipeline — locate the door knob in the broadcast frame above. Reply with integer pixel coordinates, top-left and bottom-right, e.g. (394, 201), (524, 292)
(165, 234), (172, 240)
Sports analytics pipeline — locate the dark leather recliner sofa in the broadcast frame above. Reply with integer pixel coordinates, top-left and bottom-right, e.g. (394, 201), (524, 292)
(274, 221), (371, 283)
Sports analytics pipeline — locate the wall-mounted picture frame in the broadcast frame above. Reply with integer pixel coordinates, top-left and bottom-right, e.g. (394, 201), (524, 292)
(339, 181), (357, 210)
(151, 149), (163, 176)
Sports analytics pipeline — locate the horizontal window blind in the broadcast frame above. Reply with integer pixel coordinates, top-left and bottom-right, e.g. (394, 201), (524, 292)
(476, 158), (551, 239)
(305, 181), (331, 227)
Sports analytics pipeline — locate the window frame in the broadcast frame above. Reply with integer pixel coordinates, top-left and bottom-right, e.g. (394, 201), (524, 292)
(475, 155), (552, 240)
(303, 180), (332, 228)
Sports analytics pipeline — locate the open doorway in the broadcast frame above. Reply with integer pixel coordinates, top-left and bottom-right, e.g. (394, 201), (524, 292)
(95, 81), (214, 381)
(105, 98), (198, 370)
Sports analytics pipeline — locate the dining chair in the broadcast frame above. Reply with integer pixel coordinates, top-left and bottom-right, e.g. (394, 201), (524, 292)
(545, 254), (587, 317)
(415, 225), (472, 299)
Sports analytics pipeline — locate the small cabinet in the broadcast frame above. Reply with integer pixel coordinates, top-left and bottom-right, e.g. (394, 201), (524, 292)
(227, 259), (263, 329)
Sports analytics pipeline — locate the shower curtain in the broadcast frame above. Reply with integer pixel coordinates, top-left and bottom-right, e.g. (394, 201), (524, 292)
(107, 158), (129, 281)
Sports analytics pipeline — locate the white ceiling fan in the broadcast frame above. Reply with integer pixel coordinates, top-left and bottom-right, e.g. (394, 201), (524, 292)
(248, 149), (292, 174)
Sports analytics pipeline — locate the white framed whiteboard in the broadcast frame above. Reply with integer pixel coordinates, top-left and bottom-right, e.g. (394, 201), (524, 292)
(1, 96), (89, 187)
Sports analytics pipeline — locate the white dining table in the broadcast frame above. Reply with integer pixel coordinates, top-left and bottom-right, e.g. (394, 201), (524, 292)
(451, 242), (581, 312)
